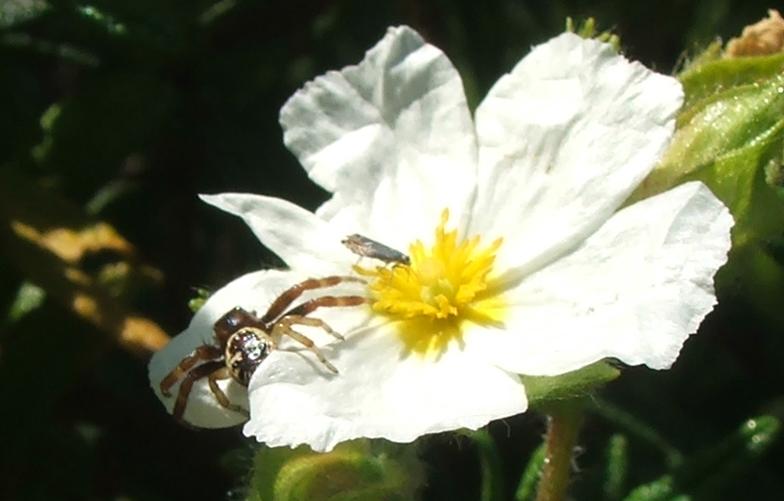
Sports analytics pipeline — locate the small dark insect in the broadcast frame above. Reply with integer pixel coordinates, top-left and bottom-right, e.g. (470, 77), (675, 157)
(159, 275), (366, 423)
(342, 234), (410, 265)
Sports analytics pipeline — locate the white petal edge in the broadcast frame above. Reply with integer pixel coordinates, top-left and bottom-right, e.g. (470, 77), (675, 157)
(149, 269), (372, 428)
(244, 324), (527, 452)
(465, 181), (733, 375)
(281, 25), (478, 246)
(471, 33), (684, 281)
(200, 193), (353, 274)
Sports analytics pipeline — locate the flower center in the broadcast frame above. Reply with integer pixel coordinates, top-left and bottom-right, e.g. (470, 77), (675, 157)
(357, 209), (505, 355)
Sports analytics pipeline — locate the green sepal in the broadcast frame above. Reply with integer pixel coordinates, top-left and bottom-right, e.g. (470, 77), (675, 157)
(247, 440), (424, 501)
(677, 40), (723, 78)
(522, 361), (620, 410)
(565, 17), (620, 51)
(622, 415), (780, 501)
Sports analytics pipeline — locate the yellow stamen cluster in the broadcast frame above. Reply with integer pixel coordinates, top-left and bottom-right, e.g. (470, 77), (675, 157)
(357, 210), (505, 355)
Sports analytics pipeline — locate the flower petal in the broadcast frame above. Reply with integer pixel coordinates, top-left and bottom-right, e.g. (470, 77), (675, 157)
(200, 193), (351, 273)
(149, 269), (371, 428)
(280, 25), (478, 246)
(244, 324), (526, 452)
(467, 182), (732, 375)
(472, 33), (684, 279)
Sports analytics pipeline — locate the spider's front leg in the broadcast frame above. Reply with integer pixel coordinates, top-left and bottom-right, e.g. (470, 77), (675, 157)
(281, 295), (367, 318)
(160, 345), (222, 397)
(260, 276), (365, 323)
(272, 319), (341, 374)
(282, 314), (347, 340)
(272, 295), (368, 373)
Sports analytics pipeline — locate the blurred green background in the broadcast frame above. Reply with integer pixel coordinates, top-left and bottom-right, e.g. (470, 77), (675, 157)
(1, 1), (783, 500)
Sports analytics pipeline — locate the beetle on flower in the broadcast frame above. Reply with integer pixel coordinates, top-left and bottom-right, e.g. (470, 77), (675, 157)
(149, 26), (732, 452)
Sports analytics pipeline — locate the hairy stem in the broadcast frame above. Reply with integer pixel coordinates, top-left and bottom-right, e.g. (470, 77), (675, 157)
(535, 402), (584, 501)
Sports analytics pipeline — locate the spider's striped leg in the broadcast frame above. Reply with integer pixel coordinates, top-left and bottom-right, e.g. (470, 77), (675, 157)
(280, 295), (367, 319)
(160, 345), (222, 397)
(272, 321), (339, 374)
(279, 314), (346, 340)
(172, 360), (225, 422)
(207, 366), (249, 418)
(260, 276), (365, 324)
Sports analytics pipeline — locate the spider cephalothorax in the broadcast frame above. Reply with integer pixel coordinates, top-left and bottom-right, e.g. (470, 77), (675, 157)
(159, 275), (366, 423)
(217, 307), (273, 386)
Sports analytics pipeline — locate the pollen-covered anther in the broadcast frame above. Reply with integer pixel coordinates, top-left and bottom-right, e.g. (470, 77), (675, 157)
(362, 209), (504, 326)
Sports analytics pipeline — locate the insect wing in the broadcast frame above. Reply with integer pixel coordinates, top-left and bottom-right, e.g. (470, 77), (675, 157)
(342, 234), (410, 265)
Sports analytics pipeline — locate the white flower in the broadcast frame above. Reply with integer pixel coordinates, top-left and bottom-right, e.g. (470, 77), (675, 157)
(149, 26), (733, 452)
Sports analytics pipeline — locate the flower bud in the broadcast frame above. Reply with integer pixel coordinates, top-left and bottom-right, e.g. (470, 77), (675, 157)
(247, 440), (424, 501)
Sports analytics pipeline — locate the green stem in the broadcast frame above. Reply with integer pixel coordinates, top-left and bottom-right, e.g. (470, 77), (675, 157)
(535, 402), (584, 501)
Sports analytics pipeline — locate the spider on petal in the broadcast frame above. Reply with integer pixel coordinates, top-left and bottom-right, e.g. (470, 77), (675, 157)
(159, 275), (366, 423)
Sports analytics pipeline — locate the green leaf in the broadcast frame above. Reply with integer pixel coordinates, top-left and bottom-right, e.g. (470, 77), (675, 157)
(622, 475), (681, 501)
(589, 398), (683, 468)
(514, 444), (546, 501)
(603, 434), (629, 501)
(198, 0), (239, 25)
(33, 73), (177, 192)
(622, 416), (781, 501)
(681, 416), (780, 499)
(75, 4), (127, 35)
(0, 67), (47, 163)
(679, 52), (784, 108)
(522, 361), (620, 409)
(0, 0), (49, 28)
(465, 430), (505, 501)
(85, 178), (137, 215)
(188, 287), (212, 313)
(6, 281), (45, 322)
(0, 32), (99, 66)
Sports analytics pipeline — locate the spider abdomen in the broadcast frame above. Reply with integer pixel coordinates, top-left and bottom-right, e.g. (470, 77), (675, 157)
(225, 328), (272, 386)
